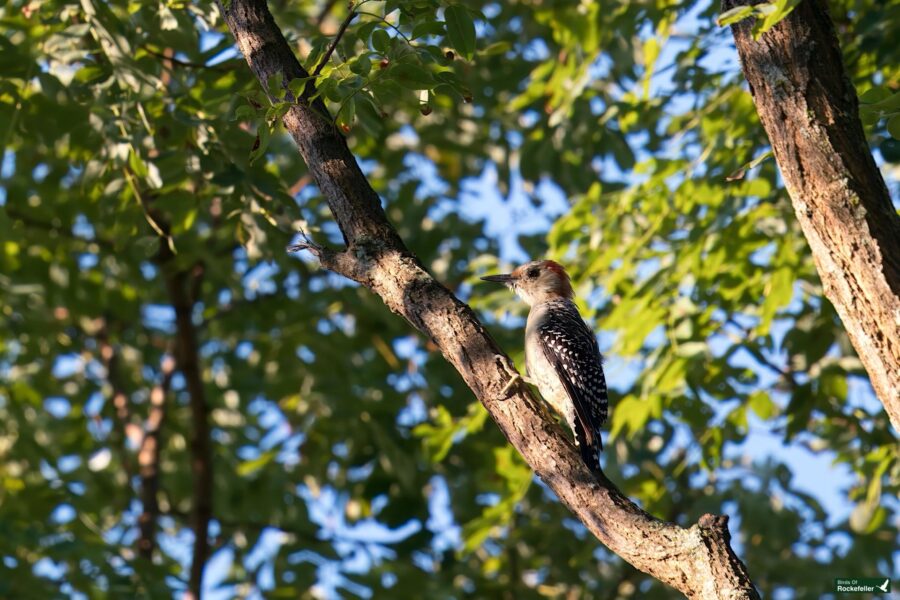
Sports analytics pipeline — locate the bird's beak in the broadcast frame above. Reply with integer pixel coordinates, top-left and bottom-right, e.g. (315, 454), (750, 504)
(481, 273), (514, 285)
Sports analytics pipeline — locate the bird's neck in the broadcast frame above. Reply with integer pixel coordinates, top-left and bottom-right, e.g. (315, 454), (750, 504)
(525, 293), (572, 309)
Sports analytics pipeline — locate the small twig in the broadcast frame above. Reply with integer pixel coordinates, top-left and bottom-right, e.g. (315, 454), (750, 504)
(286, 232), (358, 278)
(142, 46), (232, 71)
(286, 228), (322, 255)
(312, 4), (358, 77)
(124, 167), (176, 256)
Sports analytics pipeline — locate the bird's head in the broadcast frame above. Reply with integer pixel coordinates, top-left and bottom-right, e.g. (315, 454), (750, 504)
(481, 260), (574, 306)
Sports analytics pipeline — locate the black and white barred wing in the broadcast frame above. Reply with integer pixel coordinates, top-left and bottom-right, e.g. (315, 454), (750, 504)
(537, 300), (608, 469)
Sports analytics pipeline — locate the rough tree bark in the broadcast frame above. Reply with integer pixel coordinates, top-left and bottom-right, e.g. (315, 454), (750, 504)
(219, 1), (760, 598)
(723, 0), (900, 430)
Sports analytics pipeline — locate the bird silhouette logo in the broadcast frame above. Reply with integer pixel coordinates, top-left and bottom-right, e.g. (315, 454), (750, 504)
(876, 579), (890, 593)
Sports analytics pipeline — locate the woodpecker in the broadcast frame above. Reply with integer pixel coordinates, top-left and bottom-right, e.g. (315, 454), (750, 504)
(482, 260), (608, 472)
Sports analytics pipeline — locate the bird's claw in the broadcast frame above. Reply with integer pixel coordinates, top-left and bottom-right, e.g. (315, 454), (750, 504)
(500, 372), (534, 397)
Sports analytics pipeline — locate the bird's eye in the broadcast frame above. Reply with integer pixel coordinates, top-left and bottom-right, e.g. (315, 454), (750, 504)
(527, 267), (540, 278)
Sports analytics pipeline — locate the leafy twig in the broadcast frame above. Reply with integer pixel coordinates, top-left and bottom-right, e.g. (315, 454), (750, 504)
(124, 167), (176, 255)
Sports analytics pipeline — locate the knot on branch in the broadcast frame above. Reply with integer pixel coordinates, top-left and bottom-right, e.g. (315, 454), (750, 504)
(698, 513), (731, 542)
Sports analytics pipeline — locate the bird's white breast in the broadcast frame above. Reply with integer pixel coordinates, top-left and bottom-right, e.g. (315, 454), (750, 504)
(525, 303), (577, 430)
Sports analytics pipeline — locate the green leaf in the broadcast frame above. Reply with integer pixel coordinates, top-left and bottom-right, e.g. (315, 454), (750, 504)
(887, 115), (900, 140)
(641, 37), (660, 98)
(354, 21), (377, 46)
(610, 394), (655, 439)
(266, 102), (291, 121)
(389, 63), (434, 89)
(349, 54), (372, 76)
(444, 4), (476, 60)
(411, 21), (446, 40)
(752, 0), (802, 40)
(129, 149), (149, 178)
(287, 76), (314, 98)
(338, 96), (356, 128)
(266, 73), (285, 99)
(748, 391), (776, 420)
(232, 104), (257, 121)
(726, 150), (773, 181)
(371, 29), (391, 54)
(480, 41), (510, 56)
(248, 118), (272, 164)
(237, 449), (278, 476)
(859, 87), (894, 104)
(849, 499), (886, 534)
(757, 267), (794, 335)
(716, 5), (754, 27)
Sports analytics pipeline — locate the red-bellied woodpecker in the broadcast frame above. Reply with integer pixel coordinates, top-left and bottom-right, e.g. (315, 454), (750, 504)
(482, 260), (608, 472)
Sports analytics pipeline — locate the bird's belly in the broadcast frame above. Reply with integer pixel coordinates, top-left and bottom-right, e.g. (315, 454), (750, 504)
(526, 346), (576, 429)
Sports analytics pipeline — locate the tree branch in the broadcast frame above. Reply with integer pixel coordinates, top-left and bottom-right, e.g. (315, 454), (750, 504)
(137, 352), (175, 561)
(220, 1), (759, 597)
(722, 0), (900, 429)
(166, 263), (212, 599)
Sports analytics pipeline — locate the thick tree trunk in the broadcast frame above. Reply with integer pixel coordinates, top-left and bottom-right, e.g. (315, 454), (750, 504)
(219, 1), (760, 597)
(723, 0), (900, 430)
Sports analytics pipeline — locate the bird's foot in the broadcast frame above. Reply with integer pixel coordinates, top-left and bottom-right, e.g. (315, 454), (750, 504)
(500, 372), (535, 397)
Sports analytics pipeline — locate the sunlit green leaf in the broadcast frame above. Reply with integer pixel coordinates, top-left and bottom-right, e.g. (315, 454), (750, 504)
(444, 5), (476, 60)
